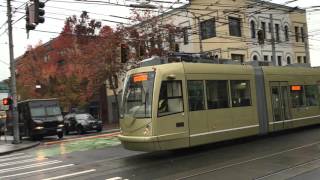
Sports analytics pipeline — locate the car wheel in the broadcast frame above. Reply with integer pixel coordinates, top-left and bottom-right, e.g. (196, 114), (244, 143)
(57, 132), (63, 139)
(96, 128), (102, 132)
(77, 125), (84, 135)
(64, 127), (69, 135)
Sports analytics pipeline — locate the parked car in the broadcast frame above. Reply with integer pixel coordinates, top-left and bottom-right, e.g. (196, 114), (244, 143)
(64, 113), (103, 134)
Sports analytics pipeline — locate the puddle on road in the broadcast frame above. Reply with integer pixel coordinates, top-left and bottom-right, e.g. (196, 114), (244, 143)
(33, 137), (121, 158)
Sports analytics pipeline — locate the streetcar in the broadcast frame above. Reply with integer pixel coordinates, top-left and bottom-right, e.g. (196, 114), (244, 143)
(118, 55), (320, 151)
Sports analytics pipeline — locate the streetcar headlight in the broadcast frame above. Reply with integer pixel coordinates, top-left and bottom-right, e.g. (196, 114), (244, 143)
(143, 124), (151, 135)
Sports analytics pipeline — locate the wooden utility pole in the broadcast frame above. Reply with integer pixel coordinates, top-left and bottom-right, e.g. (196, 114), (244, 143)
(6, 0), (20, 144)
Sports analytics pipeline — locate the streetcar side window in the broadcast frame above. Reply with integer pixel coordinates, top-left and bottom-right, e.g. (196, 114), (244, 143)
(305, 85), (319, 106)
(206, 80), (229, 109)
(291, 85), (305, 108)
(158, 80), (183, 117)
(188, 80), (205, 111)
(230, 80), (251, 107)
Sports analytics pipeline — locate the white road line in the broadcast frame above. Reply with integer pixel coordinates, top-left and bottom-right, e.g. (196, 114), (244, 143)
(0, 164), (74, 179)
(0, 155), (32, 162)
(0, 153), (25, 159)
(42, 169), (96, 180)
(0, 160), (62, 173)
(0, 158), (48, 167)
(105, 177), (123, 180)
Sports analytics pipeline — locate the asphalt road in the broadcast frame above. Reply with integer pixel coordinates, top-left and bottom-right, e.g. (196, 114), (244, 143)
(3, 126), (320, 179)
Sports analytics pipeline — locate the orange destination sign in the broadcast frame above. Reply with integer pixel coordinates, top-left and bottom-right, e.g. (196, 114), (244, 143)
(133, 73), (148, 82)
(291, 85), (302, 91)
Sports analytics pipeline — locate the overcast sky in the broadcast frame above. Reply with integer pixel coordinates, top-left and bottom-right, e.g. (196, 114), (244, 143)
(0, 0), (319, 81)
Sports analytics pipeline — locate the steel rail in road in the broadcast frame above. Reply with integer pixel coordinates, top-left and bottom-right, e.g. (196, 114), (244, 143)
(175, 140), (320, 180)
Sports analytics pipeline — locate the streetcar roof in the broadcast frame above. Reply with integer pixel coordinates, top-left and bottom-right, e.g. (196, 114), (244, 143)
(127, 62), (320, 76)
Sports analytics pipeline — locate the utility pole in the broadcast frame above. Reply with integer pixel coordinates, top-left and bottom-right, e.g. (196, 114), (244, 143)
(270, 14), (276, 66)
(196, 17), (203, 53)
(7, 0), (20, 144)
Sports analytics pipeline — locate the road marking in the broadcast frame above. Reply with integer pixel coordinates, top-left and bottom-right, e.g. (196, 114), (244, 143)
(43, 132), (120, 145)
(0, 155), (32, 162)
(0, 153), (25, 159)
(42, 169), (96, 180)
(106, 177), (126, 180)
(0, 164), (74, 179)
(0, 160), (62, 173)
(0, 158), (48, 167)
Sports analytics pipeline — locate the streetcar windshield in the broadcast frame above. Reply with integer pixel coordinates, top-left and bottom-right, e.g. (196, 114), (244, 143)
(121, 72), (155, 118)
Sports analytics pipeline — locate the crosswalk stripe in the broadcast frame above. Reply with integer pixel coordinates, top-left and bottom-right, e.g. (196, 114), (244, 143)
(0, 158), (48, 167)
(0, 153), (25, 159)
(0, 155), (32, 163)
(105, 177), (123, 180)
(42, 169), (96, 180)
(0, 164), (75, 179)
(0, 160), (62, 173)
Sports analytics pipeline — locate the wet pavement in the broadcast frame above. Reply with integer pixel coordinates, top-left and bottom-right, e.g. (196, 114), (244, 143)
(3, 126), (320, 179)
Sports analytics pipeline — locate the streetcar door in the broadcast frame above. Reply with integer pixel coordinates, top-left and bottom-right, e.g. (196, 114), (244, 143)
(187, 80), (208, 146)
(156, 80), (189, 150)
(270, 82), (291, 131)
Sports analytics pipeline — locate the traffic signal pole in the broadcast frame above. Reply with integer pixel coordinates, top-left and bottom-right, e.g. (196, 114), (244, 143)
(6, 0), (20, 144)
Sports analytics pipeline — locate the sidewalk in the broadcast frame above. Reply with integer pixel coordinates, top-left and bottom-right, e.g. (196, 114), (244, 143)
(0, 135), (40, 156)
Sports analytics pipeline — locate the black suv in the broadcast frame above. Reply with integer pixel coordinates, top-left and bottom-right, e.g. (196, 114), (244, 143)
(64, 113), (103, 134)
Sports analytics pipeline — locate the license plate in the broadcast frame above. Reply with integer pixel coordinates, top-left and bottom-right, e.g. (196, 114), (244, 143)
(57, 129), (62, 132)
(93, 126), (97, 128)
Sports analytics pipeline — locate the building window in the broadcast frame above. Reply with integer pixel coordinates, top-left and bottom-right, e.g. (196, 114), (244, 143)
(284, 25), (289, 41)
(231, 54), (244, 63)
(183, 27), (189, 45)
(268, 23), (272, 33)
(206, 80), (229, 109)
(188, 80), (205, 111)
(250, 20), (256, 38)
(275, 24), (280, 42)
(261, 22), (266, 39)
(295, 26), (299, 42)
(200, 18), (216, 40)
(287, 56), (291, 65)
(264, 55), (269, 61)
(158, 80), (183, 116)
(230, 80), (251, 107)
(301, 27), (305, 42)
(253, 55), (258, 61)
(277, 56), (282, 66)
(168, 33), (175, 51)
(229, 17), (241, 37)
(297, 56), (302, 63)
(303, 56), (307, 63)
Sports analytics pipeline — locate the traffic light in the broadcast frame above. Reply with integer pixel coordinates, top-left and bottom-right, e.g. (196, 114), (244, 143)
(34, 0), (45, 24)
(2, 98), (13, 106)
(121, 44), (128, 63)
(25, 4), (35, 32)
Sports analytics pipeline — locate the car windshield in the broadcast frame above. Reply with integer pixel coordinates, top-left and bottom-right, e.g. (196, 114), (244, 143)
(30, 107), (46, 117)
(121, 72), (155, 118)
(75, 114), (95, 120)
(30, 106), (61, 117)
(46, 106), (62, 116)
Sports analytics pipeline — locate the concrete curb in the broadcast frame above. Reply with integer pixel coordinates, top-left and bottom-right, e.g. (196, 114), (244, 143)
(0, 141), (40, 156)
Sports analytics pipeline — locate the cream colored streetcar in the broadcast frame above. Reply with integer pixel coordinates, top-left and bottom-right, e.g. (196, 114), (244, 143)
(118, 55), (320, 151)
